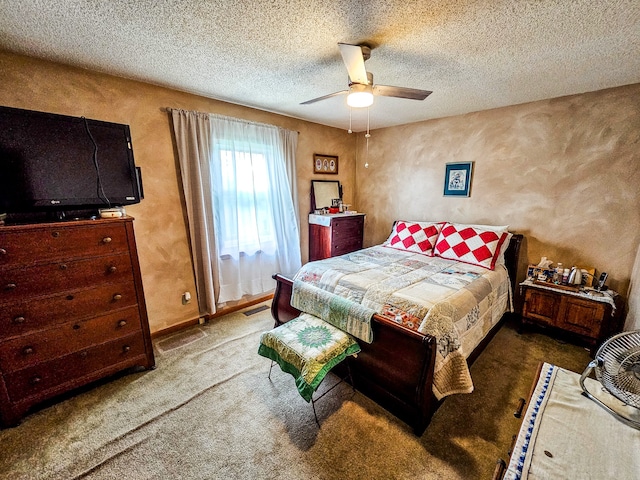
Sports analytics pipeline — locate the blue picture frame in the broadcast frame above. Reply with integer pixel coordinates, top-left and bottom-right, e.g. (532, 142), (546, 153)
(444, 162), (474, 197)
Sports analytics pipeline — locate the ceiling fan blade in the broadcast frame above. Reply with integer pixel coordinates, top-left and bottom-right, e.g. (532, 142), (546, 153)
(373, 85), (433, 101)
(300, 90), (348, 105)
(338, 43), (369, 85)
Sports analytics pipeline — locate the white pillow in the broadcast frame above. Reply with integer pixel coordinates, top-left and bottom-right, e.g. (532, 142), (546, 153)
(384, 220), (444, 256)
(446, 223), (512, 266)
(434, 223), (511, 270)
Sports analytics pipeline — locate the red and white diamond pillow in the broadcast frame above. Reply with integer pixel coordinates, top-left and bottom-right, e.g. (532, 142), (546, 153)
(434, 223), (509, 270)
(385, 221), (443, 256)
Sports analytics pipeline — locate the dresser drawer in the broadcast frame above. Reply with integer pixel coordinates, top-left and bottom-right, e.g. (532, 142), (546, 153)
(332, 237), (363, 256)
(0, 222), (129, 268)
(4, 332), (146, 402)
(0, 253), (133, 303)
(0, 281), (138, 339)
(0, 306), (142, 373)
(332, 216), (364, 240)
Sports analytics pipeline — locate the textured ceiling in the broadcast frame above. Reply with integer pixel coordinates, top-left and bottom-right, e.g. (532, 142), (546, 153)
(1, 1), (639, 132)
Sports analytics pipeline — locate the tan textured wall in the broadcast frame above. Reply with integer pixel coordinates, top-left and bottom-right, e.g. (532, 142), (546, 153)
(355, 84), (640, 299)
(627, 247), (640, 330)
(0, 51), (356, 333)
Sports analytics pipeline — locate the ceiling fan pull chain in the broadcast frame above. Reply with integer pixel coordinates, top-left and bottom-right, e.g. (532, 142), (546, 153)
(364, 107), (370, 168)
(365, 107), (371, 139)
(348, 107), (353, 134)
(365, 134), (369, 169)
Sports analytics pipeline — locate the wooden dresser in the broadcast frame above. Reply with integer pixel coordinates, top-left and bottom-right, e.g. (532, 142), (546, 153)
(0, 217), (154, 427)
(308, 213), (365, 261)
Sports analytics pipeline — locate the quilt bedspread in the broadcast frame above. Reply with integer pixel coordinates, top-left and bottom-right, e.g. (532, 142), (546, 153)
(293, 245), (512, 399)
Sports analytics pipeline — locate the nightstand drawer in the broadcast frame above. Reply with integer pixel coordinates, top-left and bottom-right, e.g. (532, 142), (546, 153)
(557, 297), (607, 336)
(523, 288), (559, 325)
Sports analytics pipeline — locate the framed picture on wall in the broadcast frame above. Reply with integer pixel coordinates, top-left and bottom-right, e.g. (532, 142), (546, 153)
(313, 154), (338, 174)
(444, 162), (474, 197)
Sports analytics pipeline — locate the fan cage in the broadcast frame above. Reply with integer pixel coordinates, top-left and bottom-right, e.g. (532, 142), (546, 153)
(594, 331), (640, 408)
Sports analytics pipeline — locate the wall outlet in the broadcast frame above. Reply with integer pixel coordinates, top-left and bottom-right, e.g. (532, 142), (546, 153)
(182, 291), (191, 305)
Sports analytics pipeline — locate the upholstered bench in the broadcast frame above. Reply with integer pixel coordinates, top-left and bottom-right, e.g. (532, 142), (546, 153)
(258, 313), (360, 424)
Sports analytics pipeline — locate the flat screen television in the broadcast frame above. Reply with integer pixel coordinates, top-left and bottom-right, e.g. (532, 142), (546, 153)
(0, 106), (142, 221)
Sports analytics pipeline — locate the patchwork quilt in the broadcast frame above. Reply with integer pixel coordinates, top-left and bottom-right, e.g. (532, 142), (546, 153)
(293, 245), (512, 399)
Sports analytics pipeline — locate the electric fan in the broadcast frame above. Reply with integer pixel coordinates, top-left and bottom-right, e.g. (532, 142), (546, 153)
(580, 330), (640, 429)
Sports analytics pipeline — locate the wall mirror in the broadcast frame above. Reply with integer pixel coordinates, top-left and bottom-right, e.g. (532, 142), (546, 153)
(310, 180), (342, 212)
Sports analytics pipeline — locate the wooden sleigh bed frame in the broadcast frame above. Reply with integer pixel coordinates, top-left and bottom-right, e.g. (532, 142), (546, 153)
(270, 234), (523, 435)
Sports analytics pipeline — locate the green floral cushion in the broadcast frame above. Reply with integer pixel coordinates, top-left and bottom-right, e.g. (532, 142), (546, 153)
(258, 314), (361, 402)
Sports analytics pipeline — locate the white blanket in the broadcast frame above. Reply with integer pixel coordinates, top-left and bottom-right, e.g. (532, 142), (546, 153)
(506, 363), (640, 479)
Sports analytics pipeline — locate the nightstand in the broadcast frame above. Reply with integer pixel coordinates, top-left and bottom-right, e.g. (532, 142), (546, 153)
(308, 213), (365, 261)
(519, 280), (624, 355)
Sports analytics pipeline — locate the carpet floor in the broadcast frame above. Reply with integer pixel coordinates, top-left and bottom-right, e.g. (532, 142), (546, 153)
(0, 303), (591, 479)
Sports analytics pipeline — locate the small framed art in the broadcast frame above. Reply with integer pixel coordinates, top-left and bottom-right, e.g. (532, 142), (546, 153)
(313, 154), (338, 174)
(444, 162), (474, 197)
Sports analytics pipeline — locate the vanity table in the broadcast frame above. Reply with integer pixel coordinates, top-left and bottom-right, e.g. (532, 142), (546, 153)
(308, 213), (365, 261)
(308, 179), (365, 261)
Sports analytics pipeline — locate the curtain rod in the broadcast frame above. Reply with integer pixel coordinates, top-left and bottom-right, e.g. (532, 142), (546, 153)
(161, 107), (300, 133)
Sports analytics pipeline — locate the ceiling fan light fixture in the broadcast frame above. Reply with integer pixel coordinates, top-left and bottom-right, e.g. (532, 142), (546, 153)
(347, 84), (374, 108)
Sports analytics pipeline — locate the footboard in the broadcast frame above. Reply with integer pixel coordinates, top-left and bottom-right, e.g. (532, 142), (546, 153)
(271, 273), (438, 435)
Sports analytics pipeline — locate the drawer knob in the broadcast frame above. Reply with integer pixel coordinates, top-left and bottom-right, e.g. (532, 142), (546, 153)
(13, 316), (26, 324)
(113, 294), (123, 301)
(30, 376), (42, 385)
(108, 266), (117, 273)
(73, 324), (81, 330)
(66, 294), (75, 301)
(52, 231), (60, 238)
(80, 351), (88, 358)
(102, 237), (112, 244)
(0, 248), (7, 256)
(118, 320), (127, 328)
(5, 283), (17, 291)
(122, 345), (131, 353)
(23, 346), (34, 355)
(59, 264), (68, 270)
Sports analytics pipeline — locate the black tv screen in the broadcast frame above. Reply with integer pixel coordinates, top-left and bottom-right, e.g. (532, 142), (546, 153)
(0, 106), (141, 215)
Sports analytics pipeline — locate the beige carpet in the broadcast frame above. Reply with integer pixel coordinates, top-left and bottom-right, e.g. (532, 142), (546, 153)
(0, 303), (591, 479)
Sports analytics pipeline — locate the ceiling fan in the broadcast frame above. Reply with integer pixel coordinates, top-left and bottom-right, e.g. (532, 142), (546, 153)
(301, 43), (433, 108)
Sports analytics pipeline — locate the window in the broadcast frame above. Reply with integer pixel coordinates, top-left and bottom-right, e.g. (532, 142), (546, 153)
(171, 109), (301, 307)
(215, 145), (277, 257)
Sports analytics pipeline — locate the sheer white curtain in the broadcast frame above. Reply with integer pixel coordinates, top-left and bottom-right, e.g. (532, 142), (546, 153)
(171, 109), (301, 312)
(209, 114), (301, 302)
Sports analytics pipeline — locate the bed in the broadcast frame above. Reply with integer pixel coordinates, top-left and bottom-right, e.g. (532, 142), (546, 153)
(271, 221), (523, 435)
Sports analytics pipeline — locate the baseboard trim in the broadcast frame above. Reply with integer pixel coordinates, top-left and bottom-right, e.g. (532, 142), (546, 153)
(151, 317), (201, 339)
(152, 293), (274, 339)
(205, 293), (273, 320)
